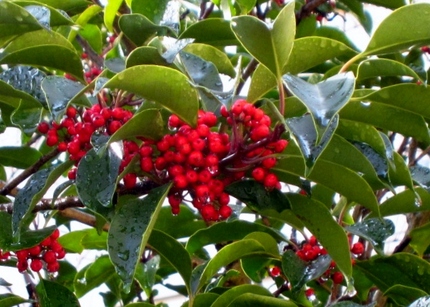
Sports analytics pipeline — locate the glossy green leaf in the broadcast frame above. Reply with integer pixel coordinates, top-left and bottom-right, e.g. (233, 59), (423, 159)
(363, 3), (430, 56)
(12, 161), (72, 238)
(180, 51), (223, 91)
(190, 293), (219, 307)
(241, 255), (272, 283)
(244, 231), (279, 255)
(340, 100), (430, 145)
(131, 0), (169, 23)
(284, 72), (355, 139)
(74, 255), (116, 298)
(186, 220), (286, 255)
(194, 239), (266, 294)
(108, 184), (170, 292)
(108, 109), (164, 145)
(148, 229), (192, 294)
(231, 2), (295, 78)
(346, 218), (395, 255)
(355, 253), (430, 294)
(17, 3), (69, 29)
(410, 165), (430, 189)
(104, 65), (198, 126)
(42, 76), (86, 121)
(119, 14), (171, 46)
(58, 228), (108, 253)
(68, 5), (103, 44)
(184, 43), (236, 78)
(37, 279), (80, 307)
(180, 18), (237, 46)
(285, 37), (357, 74)
(374, 188), (430, 218)
(229, 293), (298, 306)
(0, 1), (43, 39)
(353, 142), (388, 178)
(27, 0), (89, 12)
(0, 294), (29, 307)
(331, 302), (376, 307)
(357, 59), (422, 82)
(211, 285), (272, 307)
(0, 146), (41, 168)
(247, 64), (277, 102)
(224, 180), (290, 213)
(287, 193), (352, 280)
(11, 100), (42, 134)
(126, 46), (170, 67)
(384, 285), (428, 306)
(286, 114), (338, 172)
(410, 222), (430, 257)
(282, 250), (331, 291)
(387, 152), (415, 190)
(104, 0), (123, 32)
(76, 147), (120, 214)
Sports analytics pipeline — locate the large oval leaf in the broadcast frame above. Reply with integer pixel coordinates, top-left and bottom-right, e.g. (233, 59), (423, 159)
(356, 59), (422, 82)
(180, 19), (237, 46)
(36, 279), (80, 307)
(107, 184), (171, 292)
(104, 65), (198, 126)
(0, 1), (43, 39)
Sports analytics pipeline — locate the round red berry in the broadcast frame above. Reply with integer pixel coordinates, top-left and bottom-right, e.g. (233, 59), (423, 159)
(332, 271), (344, 284)
(269, 266), (281, 277)
(43, 250), (57, 264)
(17, 260), (28, 273)
(37, 122), (50, 134)
(219, 205), (232, 219)
(47, 261), (60, 273)
(351, 242), (364, 255)
(30, 259), (43, 272)
(28, 245), (41, 257)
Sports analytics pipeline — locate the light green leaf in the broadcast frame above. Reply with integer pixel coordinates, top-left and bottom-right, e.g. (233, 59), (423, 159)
(180, 18), (237, 46)
(357, 59), (422, 82)
(0, 1), (43, 39)
(410, 222), (430, 257)
(384, 284), (428, 306)
(247, 64), (277, 103)
(229, 293), (298, 306)
(211, 285), (272, 307)
(104, 65), (199, 126)
(58, 228), (108, 253)
(126, 46), (171, 67)
(287, 193), (352, 281)
(0, 294), (29, 307)
(231, 2), (295, 78)
(0, 146), (41, 169)
(107, 184), (171, 292)
(104, 0), (123, 32)
(363, 3), (430, 56)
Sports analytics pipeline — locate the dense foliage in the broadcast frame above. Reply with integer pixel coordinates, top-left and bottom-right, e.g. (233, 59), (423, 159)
(2, 0), (430, 306)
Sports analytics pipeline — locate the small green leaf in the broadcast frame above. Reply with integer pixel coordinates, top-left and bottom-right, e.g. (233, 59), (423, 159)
(211, 285), (272, 307)
(345, 218), (394, 255)
(68, 5), (103, 44)
(284, 72), (355, 139)
(42, 76), (86, 121)
(355, 253), (430, 294)
(74, 255), (116, 298)
(119, 14), (171, 46)
(375, 188), (430, 218)
(194, 239), (266, 294)
(384, 285), (428, 306)
(126, 46), (171, 67)
(0, 294), (29, 307)
(131, 0), (169, 23)
(352, 142), (388, 178)
(225, 180), (290, 213)
(148, 229), (192, 296)
(247, 64), (277, 103)
(186, 220), (286, 255)
(363, 3), (430, 56)
(108, 109), (164, 145)
(76, 147), (121, 212)
(410, 222), (430, 257)
(58, 228), (108, 253)
(282, 250), (331, 291)
(231, 2), (295, 78)
(285, 37), (357, 74)
(229, 293), (298, 307)
(180, 19), (237, 46)
(37, 279), (80, 307)
(184, 43), (236, 78)
(107, 184), (171, 292)
(11, 100), (42, 134)
(287, 194), (352, 281)
(104, 65), (198, 126)
(357, 59), (422, 82)
(0, 146), (41, 168)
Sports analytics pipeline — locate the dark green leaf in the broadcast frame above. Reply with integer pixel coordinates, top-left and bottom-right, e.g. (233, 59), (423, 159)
(0, 146), (41, 168)
(229, 293), (298, 306)
(119, 14), (171, 46)
(74, 255), (116, 298)
(185, 220), (286, 255)
(353, 142), (387, 178)
(331, 302), (376, 307)
(384, 285), (427, 306)
(345, 218), (394, 255)
(374, 188), (430, 218)
(37, 279), (80, 307)
(357, 59), (422, 82)
(241, 256), (272, 283)
(231, 2), (295, 78)
(355, 253), (430, 294)
(104, 65), (199, 126)
(76, 147), (120, 212)
(108, 184), (170, 292)
(225, 180), (290, 213)
(191, 293), (220, 307)
(362, 3), (430, 56)
(287, 193), (352, 281)
(131, 0), (169, 24)
(180, 19), (238, 46)
(148, 229), (192, 296)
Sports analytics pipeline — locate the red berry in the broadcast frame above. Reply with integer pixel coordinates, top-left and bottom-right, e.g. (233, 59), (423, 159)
(351, 242), (364, 255)
(68, 168), (77, 180)
(56, 248), (66, 260)
(50, 241), (63, 253)
(173, 175), (188, 189)
(47, 261), (60, 273)
(43, 250), (57, 264)
(269, 266), (281, 277)
(185, 169), (198, 183)
(252, 167), (266, 182)
(188, 151), (204, 167)
(264, 173), (279, 189)
(218, 193), (230, 206)
(305, 288), (315, 297)
(50, 229), (60, 240)
(219, 205), (232, 219)
(30, 259), (43, 272)
(123, 173), (137, 189)
(332, 271), (344, 284)
(168, 114), (182, 128)
(195, 185), (209, 199)
(309, 236), (318, 246)
(46, 134), (59, 147)
(66, 106), (77, 118)
(250, 124), (270, 141)
(140, 157), (154, 172)
(171, 206), (180, 215)
(108, 120), (122, 134)
(28, 245), (41, 257)
(168, 194), (182, 207)
(40, 236), (52, 247)
(37, 122), (50, 134)
(262, 157), (277, 169)
(139, 145), (153, 157)
(200, 205), (216, 221)
(17, 260), (28, 273)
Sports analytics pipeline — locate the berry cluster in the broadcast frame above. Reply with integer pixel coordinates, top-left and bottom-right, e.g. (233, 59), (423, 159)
(38, 104), (133, 179)
(14, 229), (65, 273)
